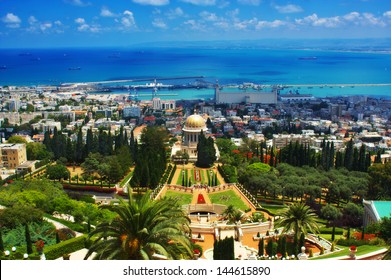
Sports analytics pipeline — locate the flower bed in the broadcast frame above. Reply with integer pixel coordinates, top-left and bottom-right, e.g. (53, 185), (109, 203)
(197, 194), (206, 204)
(194, 169), (201, 182)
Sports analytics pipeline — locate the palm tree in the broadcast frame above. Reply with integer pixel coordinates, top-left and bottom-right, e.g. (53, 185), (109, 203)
(275, 202), (319, 251)
(222, 205), (246, 224)
(85, 191), (193, 260)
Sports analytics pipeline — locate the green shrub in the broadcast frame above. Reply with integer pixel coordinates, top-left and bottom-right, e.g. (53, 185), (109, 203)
(44, 235), (87, 260)
(368, 238), (386, 246)
(319, 227), (343, 235)
(192, 243), (203, 257)
(335, 239), (367, 247)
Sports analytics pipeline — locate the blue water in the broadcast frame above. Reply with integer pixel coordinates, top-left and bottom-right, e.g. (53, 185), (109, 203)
(0, 47), (390, 99)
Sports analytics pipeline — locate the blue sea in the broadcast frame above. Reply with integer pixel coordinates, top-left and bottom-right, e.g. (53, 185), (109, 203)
(0, 47), (390, 100)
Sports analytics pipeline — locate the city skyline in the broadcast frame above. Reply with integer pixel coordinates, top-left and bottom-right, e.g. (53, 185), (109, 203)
(0, 0), (391, 48)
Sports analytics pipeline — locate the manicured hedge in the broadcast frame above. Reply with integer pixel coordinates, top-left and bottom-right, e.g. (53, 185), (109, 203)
(45, 235), (88, 260)
(167, 164), (177, 184)
(335, 238), (368, 247)
(319, 227), (344, 235)
(256, 207), (275, 217)
(63, 184), (117, 193)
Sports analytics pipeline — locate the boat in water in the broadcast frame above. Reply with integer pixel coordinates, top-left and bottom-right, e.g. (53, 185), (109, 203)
(298, 56), (317, 60)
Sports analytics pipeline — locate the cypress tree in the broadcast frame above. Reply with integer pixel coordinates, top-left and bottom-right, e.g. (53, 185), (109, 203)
(266, 238), (275, 257)
(281, 235), (287, 257)
(85, 128), (92, 156)
(258, 238), (264, 256)
(0, 228), (4, 251)
(328, 142), (335, 170)
(352, 147), (359, 171)
(365, 153), (371, 171)
(25, 223), (33, 254)
(358, 145), (367, 172)
(56, 231), (61, 244)
(375, 149), (382, 163)
(269, 148), (274, 167)
(277, 236), (282, 255)
(76, 128), (84, 163)
(344, 138), (354, 170)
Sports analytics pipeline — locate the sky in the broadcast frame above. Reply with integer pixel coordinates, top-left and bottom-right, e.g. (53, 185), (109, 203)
(0, 0), (391, 48)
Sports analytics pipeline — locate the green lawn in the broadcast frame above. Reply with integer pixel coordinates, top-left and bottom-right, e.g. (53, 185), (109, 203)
(163, 190), (193, 205)
(261, 204), (287, 215)
(208, 190), (249, 211)
(312, 245), (386, 260)
(176, 169), (188, 186)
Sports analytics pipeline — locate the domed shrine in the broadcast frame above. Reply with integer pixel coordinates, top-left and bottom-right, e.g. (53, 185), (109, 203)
(171, 114), (219, 162)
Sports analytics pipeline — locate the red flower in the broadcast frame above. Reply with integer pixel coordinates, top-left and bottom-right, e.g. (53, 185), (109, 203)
(197, 194), (206, 204)
(350, 246), (357, 251)
(35, 239), (45, 253)
(193, 249), (200, 255)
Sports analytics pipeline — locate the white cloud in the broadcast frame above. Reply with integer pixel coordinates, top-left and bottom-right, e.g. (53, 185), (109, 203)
(214, 21), (229, 29)
(75, 18), (85, 24)
(132, 0), (169, 5)
(343, 12), (361, 22)
(2, 13), (21, 28)
(121, 10), (136, 29)
(226, 8), (240, 19)
(181, 0), (216, 6)
(233, 17), (257, 30)
(200, 11), (219, 21)
(362, 13), (385, 26)
(101, 7), (117, 17)
(64, 0), (91, 7)
(28, 16), (38, 25)
(75, 17), (100, 32)
(40, 23), (52, 32)
(54, 21), (63, 26)
(237, 0), (261, 6)
(256, 19), (286, 29)
(295, 13), (341, 28)
(184, 19), (206, 30)
(274, 4), (303, 14)
(294, 11), (388, 28)
(383, 11), (391, 18)
(166, 7), (185, 19)
(152, 18), (168, 29)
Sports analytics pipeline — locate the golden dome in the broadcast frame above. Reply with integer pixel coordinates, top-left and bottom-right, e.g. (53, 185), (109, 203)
(184, 114), (206, 129)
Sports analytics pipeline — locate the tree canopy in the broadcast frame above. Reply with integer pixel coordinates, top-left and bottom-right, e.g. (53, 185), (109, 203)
(85, 191), (193, 260)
